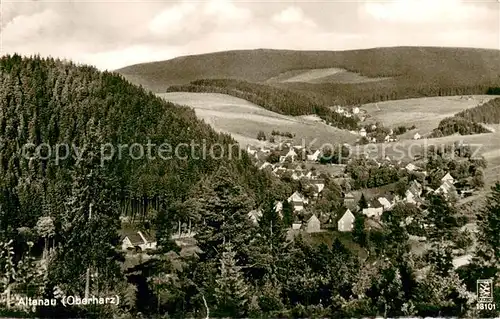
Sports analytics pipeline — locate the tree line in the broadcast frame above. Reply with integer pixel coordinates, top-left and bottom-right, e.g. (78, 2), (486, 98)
(166, 79), (359, 130)
(456, 97), (500, 124)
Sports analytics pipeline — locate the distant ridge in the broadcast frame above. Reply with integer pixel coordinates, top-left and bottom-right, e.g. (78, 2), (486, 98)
(117, 46), (500, 105)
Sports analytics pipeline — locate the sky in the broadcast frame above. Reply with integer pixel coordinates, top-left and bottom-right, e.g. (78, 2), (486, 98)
(1, 0), (499, 70)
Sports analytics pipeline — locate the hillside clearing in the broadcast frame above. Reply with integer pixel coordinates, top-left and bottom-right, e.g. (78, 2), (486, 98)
(266, 67), (391, 84)
(159, 92), (358, 147)
(361, 95), (500, 138)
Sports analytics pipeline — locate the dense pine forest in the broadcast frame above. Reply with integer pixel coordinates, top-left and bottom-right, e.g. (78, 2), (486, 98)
(119, 47), (500, 106)
(166, 79), (359, 130)
(0, 55), (499, 318)
(430, 117), (491, 138)
(456, 97), (500, 124)
(430, 98), (500, 137)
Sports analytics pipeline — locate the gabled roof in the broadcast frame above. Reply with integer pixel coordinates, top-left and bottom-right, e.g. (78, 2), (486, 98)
(344, 192), (355, 199)
(248, 209), (263, 225)
(377, 197), (392, 208)
(120, 229), (155, 245)
(307, 214), (320, 224)
(441, 173), (454, 182)
(123, 232), (144, 245)
(369, 199), (384, 209)
(288, 191), (305, 202)
(339, 209), (355, 222)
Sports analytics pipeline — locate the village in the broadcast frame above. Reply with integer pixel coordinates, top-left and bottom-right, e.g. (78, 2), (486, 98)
(120, 133), (484, 272)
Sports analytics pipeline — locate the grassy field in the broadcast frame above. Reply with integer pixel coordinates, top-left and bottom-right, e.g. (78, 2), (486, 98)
(361, 95), (500, 138)
(266, 67), (391, 84)
(159, 92), (359, 147)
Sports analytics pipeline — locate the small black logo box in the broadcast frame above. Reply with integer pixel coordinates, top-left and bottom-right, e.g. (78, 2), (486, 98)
(477, 279), (493, 303)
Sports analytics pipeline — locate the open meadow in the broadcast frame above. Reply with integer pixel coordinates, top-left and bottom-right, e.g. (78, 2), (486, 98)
(361, 95), (500, 139)
(160, 92), (359, 147)
(266, 67), (391, 84)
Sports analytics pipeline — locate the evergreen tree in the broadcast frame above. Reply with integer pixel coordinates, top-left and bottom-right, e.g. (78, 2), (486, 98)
(214, 243), (250, 317)
(359, 193), (368, 209)
(474, 182), (500, 270)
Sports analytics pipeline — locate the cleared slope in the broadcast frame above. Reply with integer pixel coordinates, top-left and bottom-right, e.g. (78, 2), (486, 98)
(361, 95), (500, 138)
(159, 92), (358, 147)
(266, 67), (391, 84)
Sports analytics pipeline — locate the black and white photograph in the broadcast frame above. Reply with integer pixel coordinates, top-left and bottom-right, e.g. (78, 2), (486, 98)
(0, 0), (499, 317)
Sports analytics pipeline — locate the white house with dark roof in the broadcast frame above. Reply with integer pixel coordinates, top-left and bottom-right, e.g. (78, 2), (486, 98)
(121, 230), (157, 252)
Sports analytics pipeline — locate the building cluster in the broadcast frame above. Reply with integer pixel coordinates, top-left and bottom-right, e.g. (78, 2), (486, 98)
(333, 105), (362, 119)
(119, 147), (478, 256)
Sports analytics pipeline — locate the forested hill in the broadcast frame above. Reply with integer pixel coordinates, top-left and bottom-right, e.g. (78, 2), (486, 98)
(0, 54), (278, 237)
(117, 47), (500, 105)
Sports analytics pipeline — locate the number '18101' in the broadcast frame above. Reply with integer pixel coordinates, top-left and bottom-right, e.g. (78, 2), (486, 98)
(477, 303), (496, 310)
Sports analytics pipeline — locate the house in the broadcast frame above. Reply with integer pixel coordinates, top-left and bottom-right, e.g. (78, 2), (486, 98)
(312, 179), (325, 194)
(306, 214), (321, 233)
(405, 163), (419, 172)
(247, 209), (263, 225)
(284, 148), (298, 162)
(246, 145), (257, 156)
(435, 181), (457, 198)
(413, 133), (421, 140)
(384, 135), (391, 142)
(291, 172), (302, 180)
(362, 207), (384, 218)
(343, 192), (355, 205)
(292, 201), (304, 212)
(259, 162), (272, 170)
(307, 149), (321, 162)
(405, 190), (417, 204)
(399, 216), (414, 227)
(288, 191), (308, 204)
(288, 191), (308, 211)
(453, 254), (472, 269)
(335, 106), (345, 114)
(460, 223), (479, 234)
(292, 222), (302, 230)
(261, 148), (271, 154)
(408, 180), (423, 197)
(359, 128), (367, 137)
(352, 107), (360, 114)
(377, 197), (393, 210)
(338, 209), (355, 232)
(441, 173), (455, 184)
(121, 230), (157, 252)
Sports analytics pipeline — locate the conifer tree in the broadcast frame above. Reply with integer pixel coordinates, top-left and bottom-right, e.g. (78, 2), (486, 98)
(214, 243), (250, 317)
